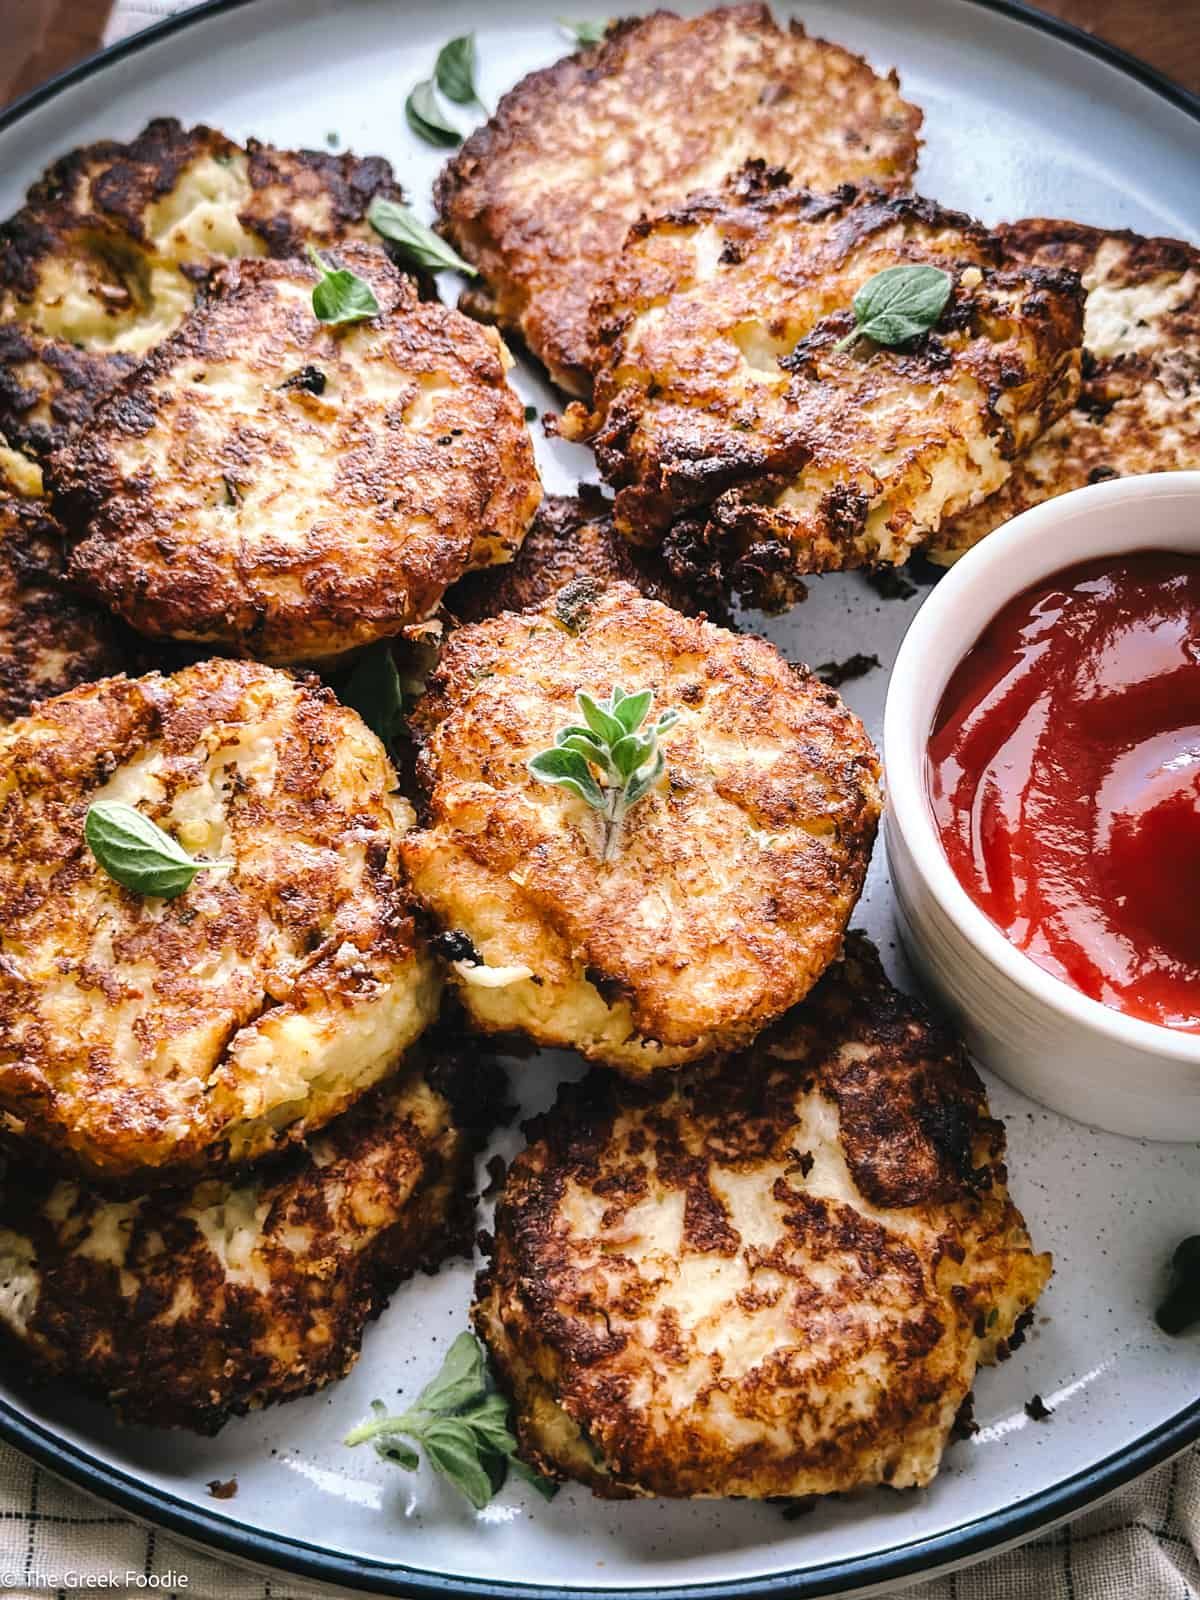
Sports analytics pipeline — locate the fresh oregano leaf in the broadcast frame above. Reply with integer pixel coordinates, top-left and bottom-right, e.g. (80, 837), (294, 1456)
(367, 198), (478, 278)
(834, 263), (953, 354)
(336, 642), (405, 752)
(84, 802), (231, 900)
(558, 17), (609, 45)
(305, 244), (380, 326)
(529, 686), (677, 861)
(344, 1333), (557, 1510)
(406, 78), (462, 147)
(435, 34), (484, 108)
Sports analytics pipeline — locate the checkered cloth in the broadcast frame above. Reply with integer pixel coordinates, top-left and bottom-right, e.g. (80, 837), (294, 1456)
(0, 0), (1190, 1595)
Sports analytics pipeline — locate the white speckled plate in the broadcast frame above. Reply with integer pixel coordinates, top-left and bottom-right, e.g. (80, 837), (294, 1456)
(1, 2), (1199, 1595)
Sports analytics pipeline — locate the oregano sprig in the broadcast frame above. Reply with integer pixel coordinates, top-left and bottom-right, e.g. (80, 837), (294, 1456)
(833, 263), (953, 354)
(367, 197), (478, 278)
(345, 1332), (557, 1509)
(435, 33), (487, 113)
(529, 685), (678, 863)
(84, 802), (232, 900)
(558, 17), (609, 45)
(305, 244), (380, 325)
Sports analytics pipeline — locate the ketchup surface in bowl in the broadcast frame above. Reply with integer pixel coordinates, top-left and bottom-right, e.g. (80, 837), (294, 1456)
(927, 551), (1200, 1032)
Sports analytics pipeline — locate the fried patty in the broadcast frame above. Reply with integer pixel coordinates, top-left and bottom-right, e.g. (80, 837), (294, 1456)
(435, 4), (922, 394)
(0, 657), (441, 1183)
(0, 492), (140, 722)
(50, 246), (541, 664)
(443, 489), (710, 626)
(477, 932), (1051, 1499)
(0, 1060), (473, 1433)
(931, 220), (1200, 561)
(402, 583), (881, 1073)
(563, 168), (1085, 609)
(0, 117), (404, 459)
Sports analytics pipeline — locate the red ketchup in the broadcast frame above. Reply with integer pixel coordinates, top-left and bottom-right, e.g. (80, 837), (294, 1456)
(927, 551), (1200, 1033)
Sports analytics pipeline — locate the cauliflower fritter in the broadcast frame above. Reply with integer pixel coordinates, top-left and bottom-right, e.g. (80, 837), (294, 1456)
(477, 933), (1051, 1499)
(0, 1061), (474, 1433)
(435, 4), (921, 394)
(0, 492), (140, 722)
(564, 168), (1085, 609)
(0, 118), (405, 459)
(444, 489), (711, 626)
(50, 247), (541, 664)
(402, 583), (880, 1073)
(0, 658), (440, 1183)
(931, 220), (1200, 562)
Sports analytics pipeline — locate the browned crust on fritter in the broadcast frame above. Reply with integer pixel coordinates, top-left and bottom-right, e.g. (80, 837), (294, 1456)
(931, 219), (1200, 560)
(0, 492), (141, 721)
(0, 118), (406, 459)
(402, 583), (881, 1068)
(564, 171), (1084, 607)
(477, 933), (1051, 1498)
(0, 657), (438, 1182)
(443, 489), (718, 625)
(435, 4), (921, 394)
(0, 1063), (475, 1433)
(49, 246), (541, 663)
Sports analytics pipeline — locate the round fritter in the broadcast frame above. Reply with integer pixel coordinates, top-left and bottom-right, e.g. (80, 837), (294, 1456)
(50, 246), (542, 664)
(477, 933), (1052, 1499)
(0, 657), (441, 1183)
(0, 492), (140, 722)
(0, 117), (405, 459)
(402, 583), (881, 1073)
(931, 220), (1200, 562)
(443, 489), (712, 626)
(436, 3), (922, 394)
(563, 169), (1085, 609)
(0, 1060), (473, 1433)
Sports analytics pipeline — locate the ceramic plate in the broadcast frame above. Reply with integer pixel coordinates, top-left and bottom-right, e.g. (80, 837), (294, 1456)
(1, 2), (1199, 1595)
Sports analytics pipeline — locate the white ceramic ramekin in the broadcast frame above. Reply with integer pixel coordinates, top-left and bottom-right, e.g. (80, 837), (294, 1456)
(885, 472), (1200, 1141)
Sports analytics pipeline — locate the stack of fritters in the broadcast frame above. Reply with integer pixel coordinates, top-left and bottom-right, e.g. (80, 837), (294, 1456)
(436, 3), (923, 393)
(0, 658), (476, 1428)
(0, 118), (405, 460)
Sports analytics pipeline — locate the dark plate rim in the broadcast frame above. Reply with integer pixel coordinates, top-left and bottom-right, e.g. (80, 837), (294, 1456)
(0, 0), (1198, 1595)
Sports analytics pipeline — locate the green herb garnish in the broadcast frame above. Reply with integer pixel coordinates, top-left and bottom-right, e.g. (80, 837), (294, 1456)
(558, 17), (609, 45)
(435, 33), (486, 111)
(305, 244), (380, 325)
(84, 802), (231, 900)
(367, 198), (477, 278)
(833, 263), (953, 354)
(345, 1333), (557, 1509)
(336, 641), (405, 752)
(406, 78), (463, 147)
(529, 685), (678, 863)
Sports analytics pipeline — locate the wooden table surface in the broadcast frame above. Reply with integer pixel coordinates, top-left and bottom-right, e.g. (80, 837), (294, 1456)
(1, 0), (1199, 110)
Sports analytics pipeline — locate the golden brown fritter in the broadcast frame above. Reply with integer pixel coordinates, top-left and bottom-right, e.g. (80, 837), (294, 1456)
(563, 169), (1085, 609)
(931, 220), (1200, 561)
(0, 1060), (474, 1433)
(0, 117), (405, 459)
(402, 583), (881, 1073)
(443, 489), (713, 625)
(477, 932), (1051, 1499)
(0, 492), (140, 722)
(0, 657), (441, 1184)
(50, 246), (541, 665)
(435, 4), (922, 394)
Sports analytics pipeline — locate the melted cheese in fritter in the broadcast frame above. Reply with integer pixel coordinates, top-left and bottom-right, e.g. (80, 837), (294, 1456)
(931, 221), (1200, 562)
(49, 246), (541, 664)
(0, 1067), (471, 1432)
(564, 172), (1085, 609)
(402, 583), (881, 1073)
(478, 933), (1051, 1499)
(0, 118), (406, 458)
(436, 3), (922, 394)
(0, 658), (440, 1182)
